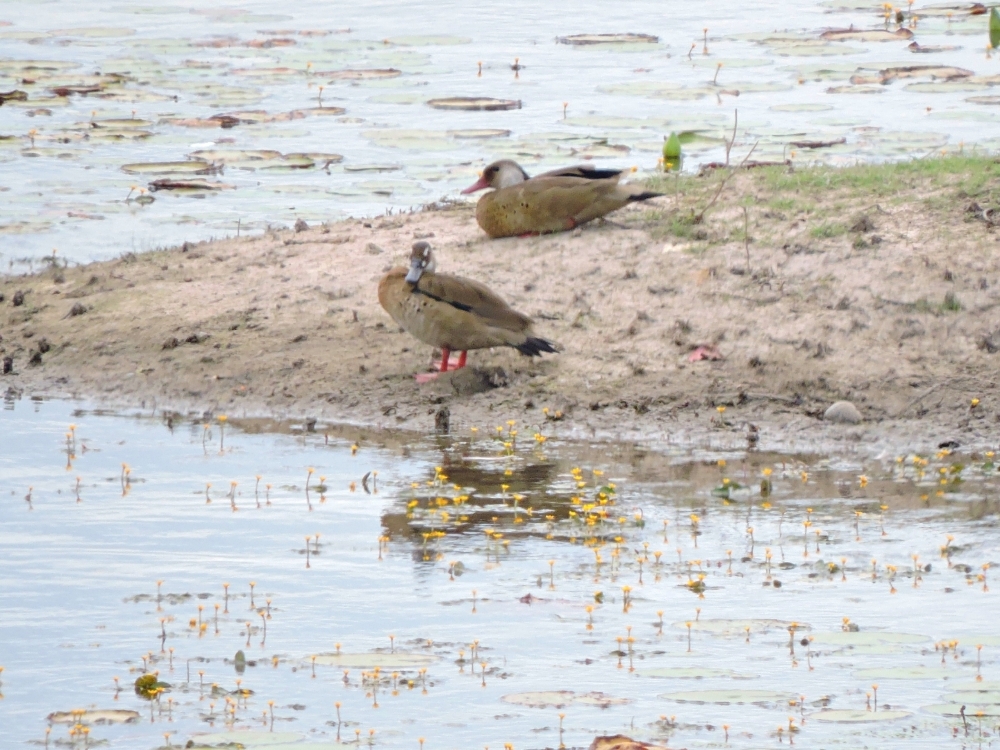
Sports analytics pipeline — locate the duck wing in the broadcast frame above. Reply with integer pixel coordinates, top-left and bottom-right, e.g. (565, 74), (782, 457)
(412, 273), (532, 333)
(533, 164), (626, 181)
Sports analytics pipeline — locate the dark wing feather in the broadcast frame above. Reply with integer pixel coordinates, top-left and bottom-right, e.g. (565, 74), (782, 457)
(533, 164), (626, 181)
(413, 273), (532, 333)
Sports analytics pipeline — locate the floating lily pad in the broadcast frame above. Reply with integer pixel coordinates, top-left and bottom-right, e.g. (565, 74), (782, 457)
(854, 666), (965, 679)
(50, 27), (137, 38)
(674, 618), (803, 635)
(122, 161), (217, 175)
(768, 42), (867, 56)
(446, 129), (511, 139)
(809, 632), (928, 646)
(502, 690), (630, 708)
(558, 33), (658, 45)
(905, 81), (990, 92)
(923, 703), (1000, 716)
(327, 68), (402, 81)
(427, 97), (521, 111)
(90, 118), (153, 129)
(949, 681), (1000, 692)
(771, 103), (835, 111)
(811, 709), (911, 722)
(386, 35), (471, 46)
(149, 178), (234, 191)
(641, 667), (757, 679)
(967, 95), (1000, 105)
(48, 709), (140, 724)
(820, 28), (914, 41)
(948, 690), (1000, 704)
(660, 689), (794, 705)
(189, 731), (308, 746)
(311, 652), (438, 669)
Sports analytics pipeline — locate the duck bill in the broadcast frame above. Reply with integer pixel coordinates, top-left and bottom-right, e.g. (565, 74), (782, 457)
(460, 175), (490, 194)
(404, 260), (424, 284)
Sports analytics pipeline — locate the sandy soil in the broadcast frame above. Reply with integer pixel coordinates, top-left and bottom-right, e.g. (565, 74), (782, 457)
(4, 163), (1000, 454)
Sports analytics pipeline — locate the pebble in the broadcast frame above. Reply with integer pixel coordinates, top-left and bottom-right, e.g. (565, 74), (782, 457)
(824, 400), (862, 424)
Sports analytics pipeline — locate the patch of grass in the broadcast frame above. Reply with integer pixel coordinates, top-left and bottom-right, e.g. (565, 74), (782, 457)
(941, 291), (962, 312)
(810, 222), (846, 239)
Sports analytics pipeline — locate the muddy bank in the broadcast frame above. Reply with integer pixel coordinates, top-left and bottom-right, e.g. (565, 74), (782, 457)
(3, 157), (1000, 454)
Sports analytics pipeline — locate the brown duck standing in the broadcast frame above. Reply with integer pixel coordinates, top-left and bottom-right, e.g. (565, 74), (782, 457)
(461, 159), (664, 238)
(378, 241), (558, 382)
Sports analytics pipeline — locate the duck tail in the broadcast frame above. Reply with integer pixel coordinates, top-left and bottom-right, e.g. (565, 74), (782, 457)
(627, 190), (665, 203)
(515, 337), (559, 357)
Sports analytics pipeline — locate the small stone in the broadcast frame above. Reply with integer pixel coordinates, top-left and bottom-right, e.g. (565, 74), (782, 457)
(37, 338), (50, 354)
(434, 405), (450, 433)
(162, 337), (180, 350)
(12, 290), (25, 307)
(365, 242), (384, 255)
(28, 350), (42, 367)
(824, 400), (862, 424)
(68, 302), (86, 317)
(2, 356), (13, 374)
(185, 332), (209, 344)
(305, 417), (317, 432)
(294, 218), (309, 233)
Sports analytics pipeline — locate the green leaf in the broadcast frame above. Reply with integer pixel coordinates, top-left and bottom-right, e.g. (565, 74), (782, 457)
(663, 131), (682, 159)
(991, 7), (1000, 49)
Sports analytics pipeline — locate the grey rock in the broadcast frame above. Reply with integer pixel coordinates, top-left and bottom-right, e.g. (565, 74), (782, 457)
(824, 400), (862, 424)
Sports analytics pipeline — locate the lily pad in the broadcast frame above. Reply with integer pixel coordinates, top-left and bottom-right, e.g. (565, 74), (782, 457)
(854, 666), (965, 679)
(327, 69), (402, 81)
(641, 667), (757, 679)
(446, 129), (511, 139)
(90, 118), (153, 129)
(386, 35), (471, 46)
(771, 103), (835, 111)
(502, 690), (630, 708)
(905, 81), (990, 92)
(924, 703), (1000, 716)
(149, 179), (234, 191)
(948, 690), (1000, 704)
(809, 632), (929, 646)
(310, 652), (438, 669)
(189, 731), (308, 746)
(967, 95), (1000, 105)
(557, 33), (658, 45)
(48, 709), (140, 724)
(768, 42), (867, 56)
(673, 618), (804, 635)
(427, 97), (521, 111)
(820, 28), (914, 41)
(811, 709), (911, 722)
(122, 161), (217, 175)
(660, 689), (794, 705)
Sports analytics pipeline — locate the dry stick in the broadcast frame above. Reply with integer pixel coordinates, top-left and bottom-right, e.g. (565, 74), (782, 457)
(894, 383), (942, 418)
(743, 205), (750, 272)
(694, 140), (759, 224)
(725, 109), (738, 167)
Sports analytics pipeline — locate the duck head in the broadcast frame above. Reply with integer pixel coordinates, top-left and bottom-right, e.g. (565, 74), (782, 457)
(461, 159), (531, 194)
(405, 241), (436, 284)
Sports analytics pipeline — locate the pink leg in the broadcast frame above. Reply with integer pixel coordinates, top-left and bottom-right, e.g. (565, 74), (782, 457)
(456, 351), (467, 369)
(415, 347), (451, 383)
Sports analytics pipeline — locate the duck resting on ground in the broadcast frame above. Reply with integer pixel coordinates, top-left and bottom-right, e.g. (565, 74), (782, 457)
(461, 159), (664, 239)
(378, 241), (558, 382)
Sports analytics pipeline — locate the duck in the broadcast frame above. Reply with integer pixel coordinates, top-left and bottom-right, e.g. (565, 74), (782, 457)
(378, 241), (558, 382)
(460, 159), (664, 238)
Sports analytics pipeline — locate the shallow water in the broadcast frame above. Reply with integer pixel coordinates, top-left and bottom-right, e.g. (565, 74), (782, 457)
(1, 396), (999, 749)
(2, 0), (1000, 266)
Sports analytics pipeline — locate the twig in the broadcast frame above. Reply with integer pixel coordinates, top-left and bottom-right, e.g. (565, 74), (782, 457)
(725, 109), (738, 167)
(743, 205), (750, 272)
(694, 140), (758, 224)
(894, 384), (941, 418)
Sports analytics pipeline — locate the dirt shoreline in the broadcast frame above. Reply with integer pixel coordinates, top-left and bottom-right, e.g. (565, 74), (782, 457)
(3, 158), (1000, 455)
